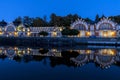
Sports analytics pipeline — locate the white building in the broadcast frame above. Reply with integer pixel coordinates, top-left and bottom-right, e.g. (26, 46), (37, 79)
(0, 17), (120, 38)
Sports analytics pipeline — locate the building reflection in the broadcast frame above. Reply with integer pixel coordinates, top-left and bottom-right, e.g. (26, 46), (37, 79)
(0, 47), (120, 69)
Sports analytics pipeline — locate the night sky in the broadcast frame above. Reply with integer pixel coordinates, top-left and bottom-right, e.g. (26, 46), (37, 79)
(0, 0), (120, 22)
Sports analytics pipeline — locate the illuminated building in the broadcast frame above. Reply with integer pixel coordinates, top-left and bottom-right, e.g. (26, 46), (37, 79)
(0, 17), (120, 38)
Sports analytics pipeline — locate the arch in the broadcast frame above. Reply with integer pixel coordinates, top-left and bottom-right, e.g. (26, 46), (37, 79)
(99, 23), (113, 30)
(73, 24), (86, 30)
(5, 48), (16, 59)
(71, 19), (88, 30)
(95, 55), (115, 68)
(5, 23), (16, 32)
(70, 54), (88, 66)
(96, 18), (116, 30)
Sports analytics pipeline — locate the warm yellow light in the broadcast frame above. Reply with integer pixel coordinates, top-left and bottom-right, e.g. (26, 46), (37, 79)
(0, 31), (3, 35)
(52, 32), (57, 37)
(111, 31), (116, 37)
(27, 32), (31, 36)
(27, 48), (30, 50)
(103, 31), (108, 37)
(102, 49), (107, 54)
(60, 28), (63, 31)
(86, 31), (91, 37)
(27, 51), (30, 54)
(27, 28), (30, 32)
(52, 49), (57, 52)
(23, 28), (25, 32)
(23, 50), (25, 54)
(85, 50), (91, 54)
(0, 49), (2, 54)
(77, 31), (81, 37)
(101, 49), (116, 56)
(108, 49), (116, 56)
(14, 32), (18, 37)
(14, 47), (18, 50)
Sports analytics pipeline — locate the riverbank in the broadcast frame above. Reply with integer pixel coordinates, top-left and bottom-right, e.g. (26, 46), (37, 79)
(0, 37), (119, 46)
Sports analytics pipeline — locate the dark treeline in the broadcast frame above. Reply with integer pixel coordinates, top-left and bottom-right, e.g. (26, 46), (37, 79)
(0, 13), (120, 27)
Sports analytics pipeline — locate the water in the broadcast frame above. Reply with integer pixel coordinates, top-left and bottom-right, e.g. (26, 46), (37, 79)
(0, 46), (120, 80)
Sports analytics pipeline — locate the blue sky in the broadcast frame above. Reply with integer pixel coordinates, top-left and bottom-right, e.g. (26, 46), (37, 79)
(0, 0), (120, 22)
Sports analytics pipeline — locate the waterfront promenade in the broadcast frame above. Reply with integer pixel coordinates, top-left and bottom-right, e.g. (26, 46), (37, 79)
(0, 37), (119, 46)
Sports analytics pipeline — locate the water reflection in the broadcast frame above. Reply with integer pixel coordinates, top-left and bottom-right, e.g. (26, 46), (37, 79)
(0, 47), (120, 69)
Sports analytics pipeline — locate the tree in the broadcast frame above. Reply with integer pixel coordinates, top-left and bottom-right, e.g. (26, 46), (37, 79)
(84, 18), (92, 23)
(70, 29), (79, 35)
(39, 31), (48, 36)
(61, 29), (79, 36)
(95, 14), (100, 22)
(32, 17), (46, 27)
(23, 16), (33, 27)
(49, 13), (57, 26)
(13, 16), (22, 26)
(39, 49), (49, 54)
(42, 15), (49, 26)
(61, 29), (71, 35)
(49, 13), (65, 26)
(0, 20), (7, 26)
(101, 14), (106, 19)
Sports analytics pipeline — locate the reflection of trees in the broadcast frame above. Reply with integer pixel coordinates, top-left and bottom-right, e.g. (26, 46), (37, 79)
(61, 51), (79, 59)
(32, 55), (46, 61)
(49, 51), (79, 67)
(23, 55), (33, 63)
(49, 57), (76, 68)
(13, 55), (22, 62)
(1, 47), (120, 69)
(0, 54), (7, 60)
(39, 49), (49, 54)
(13, 55), (46, 63)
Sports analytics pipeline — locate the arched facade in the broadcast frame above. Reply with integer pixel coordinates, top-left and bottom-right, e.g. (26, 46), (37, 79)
(4, 23), (18, 37)
(95, 18), (117, 38)
(70, 17), (120, 38)
(70, 54), (89, 66)
(94, 49), (116, 68)
(0, 23), (32, 37)
(71, 19), (91, 37)
(0, 17), (119, 38)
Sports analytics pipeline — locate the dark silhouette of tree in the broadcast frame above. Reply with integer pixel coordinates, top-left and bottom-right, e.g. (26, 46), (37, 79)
(32, 17), (46, 27)
(39, 31), (49, 36)
(10, 14), (120, 27)
(84, 18), (93, 23)
(109, 15), (120, 23)
(23, 16), (33, 27)
(0, 20), (7, 26)
(13, 16), (22, 26)
(62, 29), (79, 36)
(101, 14), (106, 19)
(49, 13), (57, 26)
(39, 49), (49, 54)
(95, 14), (100, 22)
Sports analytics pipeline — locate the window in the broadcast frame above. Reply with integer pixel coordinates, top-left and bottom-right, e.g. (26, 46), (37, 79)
(99, 23), (113, 30)
(74, 24), (86, 30)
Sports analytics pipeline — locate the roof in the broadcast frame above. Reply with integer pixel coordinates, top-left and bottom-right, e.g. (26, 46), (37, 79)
(30, 27), (62, 32)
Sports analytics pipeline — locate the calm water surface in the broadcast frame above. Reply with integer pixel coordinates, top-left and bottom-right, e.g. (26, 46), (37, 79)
(0, 46), (120, 80)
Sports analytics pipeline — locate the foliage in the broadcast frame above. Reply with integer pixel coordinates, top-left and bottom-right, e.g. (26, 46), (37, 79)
(11, 13), (120, 27)
(39, 49), (49, 54)
(23, 16), (33, 27)
(39, 31), (49, 36)
(62, 29), (79, 35)
(13, 16), (22, 26)
(0, 20), (7, 26)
